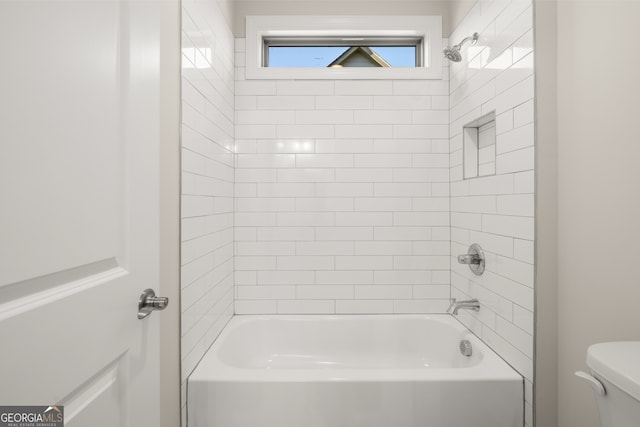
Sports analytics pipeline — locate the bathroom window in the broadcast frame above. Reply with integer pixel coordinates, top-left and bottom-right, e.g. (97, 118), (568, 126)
(265, 40), (420, 68)
(245, 16), (443, 79)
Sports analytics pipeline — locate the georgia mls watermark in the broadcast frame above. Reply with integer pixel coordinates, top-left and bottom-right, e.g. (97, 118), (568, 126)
(0, 406), (63, 427)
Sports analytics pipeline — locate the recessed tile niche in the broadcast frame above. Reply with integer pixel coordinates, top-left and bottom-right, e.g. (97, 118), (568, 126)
(463, 111), (496, 179)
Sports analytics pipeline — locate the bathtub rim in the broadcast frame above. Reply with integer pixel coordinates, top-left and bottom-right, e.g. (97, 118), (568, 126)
(188, 314), (524, 384)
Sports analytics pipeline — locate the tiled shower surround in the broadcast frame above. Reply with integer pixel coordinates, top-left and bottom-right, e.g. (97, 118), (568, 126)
(180, 0), (235, 422)
(182, 0), (535, 425)
(234, 44), (453, 315)
(449, 0), (535, 425)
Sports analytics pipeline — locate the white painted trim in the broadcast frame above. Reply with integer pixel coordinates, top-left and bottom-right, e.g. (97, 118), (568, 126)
(245, 15), (443, 80)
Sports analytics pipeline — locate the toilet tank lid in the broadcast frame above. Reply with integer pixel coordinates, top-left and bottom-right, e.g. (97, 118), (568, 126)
(587, 342), (640, 402)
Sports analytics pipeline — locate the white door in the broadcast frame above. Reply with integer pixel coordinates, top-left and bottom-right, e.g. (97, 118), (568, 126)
(0, 1), (166, 425)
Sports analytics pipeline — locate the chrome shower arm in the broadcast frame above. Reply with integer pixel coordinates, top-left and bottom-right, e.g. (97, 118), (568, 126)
(455, 32), (479, 49)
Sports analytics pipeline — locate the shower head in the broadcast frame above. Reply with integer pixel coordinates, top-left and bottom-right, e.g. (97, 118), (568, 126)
(443, 46), (463, 62)
(443, 32), (479, 62)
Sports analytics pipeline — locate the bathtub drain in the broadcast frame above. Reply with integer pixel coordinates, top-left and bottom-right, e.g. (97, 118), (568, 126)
(459, 340), (473, 357)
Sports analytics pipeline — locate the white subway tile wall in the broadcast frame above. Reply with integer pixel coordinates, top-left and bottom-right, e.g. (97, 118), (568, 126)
(180, 4), (536, 425)
(234, 40), (452, 315)
(448, 1), (534, 426)
(181, 0), (234, 423)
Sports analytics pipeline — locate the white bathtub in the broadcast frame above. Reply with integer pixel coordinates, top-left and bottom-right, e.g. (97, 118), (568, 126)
(188, 315), (523, 427)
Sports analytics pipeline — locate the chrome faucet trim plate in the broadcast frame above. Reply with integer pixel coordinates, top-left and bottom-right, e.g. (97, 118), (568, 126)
(457, 243), (485, 276)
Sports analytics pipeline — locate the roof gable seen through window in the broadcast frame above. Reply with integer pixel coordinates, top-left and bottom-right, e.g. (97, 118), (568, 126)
(267, 45), (417, 68)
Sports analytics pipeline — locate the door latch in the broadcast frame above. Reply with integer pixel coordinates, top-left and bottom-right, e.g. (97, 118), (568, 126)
(138, 288), (169, 319)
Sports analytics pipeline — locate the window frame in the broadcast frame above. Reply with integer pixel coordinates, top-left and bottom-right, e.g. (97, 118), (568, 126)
(245, 15), (443, 80)
(264, 37), (423, 68)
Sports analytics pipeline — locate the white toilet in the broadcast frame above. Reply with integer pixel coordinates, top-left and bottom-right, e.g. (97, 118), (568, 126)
(576, 342), (640, 427)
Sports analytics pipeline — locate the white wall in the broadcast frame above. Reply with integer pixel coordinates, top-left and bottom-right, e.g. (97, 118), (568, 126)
(233, 0), (456, 37)
(556, 2), (640, 427)
(448, 0), (477, 37)
(447, 1), (534, 426)
(234, 40), (453, 315)
(180, 0), (235, 423)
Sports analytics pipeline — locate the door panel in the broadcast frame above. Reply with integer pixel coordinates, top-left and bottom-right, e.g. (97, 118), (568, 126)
(63, 359), (125, 427)
(0, 1), (164, 425)
(0, 1), (123, 287)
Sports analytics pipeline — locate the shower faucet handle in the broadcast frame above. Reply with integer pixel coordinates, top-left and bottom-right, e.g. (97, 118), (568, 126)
(457, 254), (481, 265)
(457, 244), (485, 276)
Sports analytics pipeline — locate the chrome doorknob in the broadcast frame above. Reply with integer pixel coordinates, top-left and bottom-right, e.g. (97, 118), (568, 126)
(138, 288), (169, 319)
